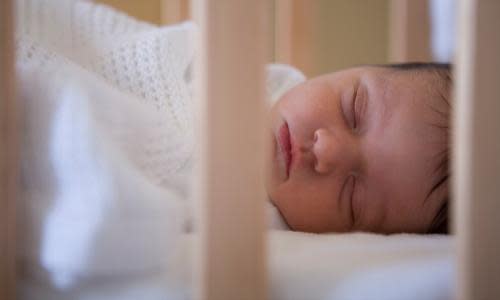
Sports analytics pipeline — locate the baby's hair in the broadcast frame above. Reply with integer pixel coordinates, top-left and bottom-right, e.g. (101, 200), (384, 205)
(386, 62), (452, 234)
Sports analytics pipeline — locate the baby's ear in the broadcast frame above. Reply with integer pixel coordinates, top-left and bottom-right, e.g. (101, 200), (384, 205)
(266, 64), (306, 105)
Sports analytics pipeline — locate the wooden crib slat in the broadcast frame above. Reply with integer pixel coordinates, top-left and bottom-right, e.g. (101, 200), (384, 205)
(273, 0), (314, 77)
(0, 0), (17, 299)
(274, 0), (293, 64)
(454, 0), (500, 299)
(193, 1), (269, 300)
(388, 0), (432, 62)
(160, 0), (190, 25)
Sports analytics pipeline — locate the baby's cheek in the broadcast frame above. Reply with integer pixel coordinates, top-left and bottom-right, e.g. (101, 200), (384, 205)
(274, 201), (305, 231)
(273, 194), (325, 233)
(268, 188), (303, 229)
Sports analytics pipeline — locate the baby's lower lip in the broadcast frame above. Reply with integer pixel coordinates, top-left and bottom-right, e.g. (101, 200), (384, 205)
(278, 122), (292, 177)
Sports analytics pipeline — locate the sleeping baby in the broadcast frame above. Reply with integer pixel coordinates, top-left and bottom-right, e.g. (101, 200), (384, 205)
(267, 63), (451, 235)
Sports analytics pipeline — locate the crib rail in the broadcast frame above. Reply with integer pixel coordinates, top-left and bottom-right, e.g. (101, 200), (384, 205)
(454, 0), (500, 299)
(0, 0), (17, 299)
(193, 1), (268, 299)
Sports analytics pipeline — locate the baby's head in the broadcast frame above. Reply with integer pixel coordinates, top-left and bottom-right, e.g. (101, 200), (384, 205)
(266, 63), (451, 234)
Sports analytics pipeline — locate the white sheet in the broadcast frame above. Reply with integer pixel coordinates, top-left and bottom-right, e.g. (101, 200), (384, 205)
(20, 231), (453, 300)
(160, 232), (454, 300)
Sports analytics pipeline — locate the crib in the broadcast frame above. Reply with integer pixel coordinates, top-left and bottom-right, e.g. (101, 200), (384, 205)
(1, 0), (500, 300)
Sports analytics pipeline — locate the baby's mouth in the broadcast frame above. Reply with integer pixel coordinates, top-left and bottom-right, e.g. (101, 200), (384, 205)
(278, 122), (292, 178)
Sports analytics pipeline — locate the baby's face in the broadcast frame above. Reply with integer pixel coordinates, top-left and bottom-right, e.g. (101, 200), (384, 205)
(266, 66), (447, 233)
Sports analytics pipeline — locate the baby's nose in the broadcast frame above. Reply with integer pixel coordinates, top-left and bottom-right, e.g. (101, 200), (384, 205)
(313, 128), (356, 175)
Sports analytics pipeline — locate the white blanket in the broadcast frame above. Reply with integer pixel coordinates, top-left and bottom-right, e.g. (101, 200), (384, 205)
(18, 55), (187, 289)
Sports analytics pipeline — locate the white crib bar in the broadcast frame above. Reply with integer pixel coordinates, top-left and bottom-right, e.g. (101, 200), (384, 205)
(0, 0), (17, 299)
(193, 1), (268, 300)
(454, 0), (500, 299)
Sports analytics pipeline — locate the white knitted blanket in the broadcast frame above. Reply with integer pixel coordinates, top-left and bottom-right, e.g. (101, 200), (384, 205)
(15, 0), (304, 293)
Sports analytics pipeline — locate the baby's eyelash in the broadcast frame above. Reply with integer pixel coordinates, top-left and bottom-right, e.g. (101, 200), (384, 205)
(351, 86), (359, 129)
(350, 176), (356, 225)
(340, 175), (357, 226)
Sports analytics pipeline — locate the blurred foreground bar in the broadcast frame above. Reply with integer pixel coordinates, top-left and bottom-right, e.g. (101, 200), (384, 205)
(0, 0), (18, 299)
(193, 1), (268, 300)
(454, 0), (500, 299)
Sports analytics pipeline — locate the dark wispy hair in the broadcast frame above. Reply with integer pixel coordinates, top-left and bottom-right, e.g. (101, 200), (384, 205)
(386, 62), (451, 72)
(387, 62), (452, 234)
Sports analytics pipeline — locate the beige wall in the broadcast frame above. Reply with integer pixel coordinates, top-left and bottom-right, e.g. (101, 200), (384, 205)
(278, 0), (389, 77)
(312, 0), (389, 75)
(95, 0), (390, 77)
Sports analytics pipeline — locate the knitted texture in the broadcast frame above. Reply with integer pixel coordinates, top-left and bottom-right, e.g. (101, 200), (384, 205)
(16, 0), (194, 126)
(16, 0), (197, 192)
